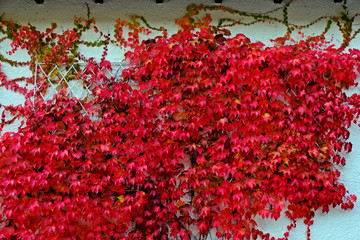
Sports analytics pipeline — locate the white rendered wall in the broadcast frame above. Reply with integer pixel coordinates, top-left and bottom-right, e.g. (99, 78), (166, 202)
(0, 0), (360, 239)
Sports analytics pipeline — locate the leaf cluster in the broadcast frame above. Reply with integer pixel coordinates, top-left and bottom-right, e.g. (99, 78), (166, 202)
(0, 3), (360, 240)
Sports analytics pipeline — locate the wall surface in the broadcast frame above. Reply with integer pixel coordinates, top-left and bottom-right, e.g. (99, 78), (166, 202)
(1, 0), (360, 239)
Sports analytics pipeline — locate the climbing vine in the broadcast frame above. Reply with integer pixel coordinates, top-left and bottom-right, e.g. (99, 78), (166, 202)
(0, 1), (360, 240)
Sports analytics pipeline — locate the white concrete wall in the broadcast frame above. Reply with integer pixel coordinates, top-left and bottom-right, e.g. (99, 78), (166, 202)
(1, 0), (360, 239)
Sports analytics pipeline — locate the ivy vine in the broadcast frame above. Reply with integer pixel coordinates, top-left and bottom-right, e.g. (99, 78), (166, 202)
(0, 1), (359, 240)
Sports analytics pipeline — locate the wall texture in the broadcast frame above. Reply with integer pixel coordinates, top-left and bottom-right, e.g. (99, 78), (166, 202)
(1, 0), (360, 239)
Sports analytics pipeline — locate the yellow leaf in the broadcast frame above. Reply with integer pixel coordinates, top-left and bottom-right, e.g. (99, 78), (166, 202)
(117, 195), (125, 203)
(176, 200), (186, 208)
(50, 69), (59, 80)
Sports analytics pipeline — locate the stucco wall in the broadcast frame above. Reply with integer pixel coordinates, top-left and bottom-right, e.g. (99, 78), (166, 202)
(1, 0), (360, 239)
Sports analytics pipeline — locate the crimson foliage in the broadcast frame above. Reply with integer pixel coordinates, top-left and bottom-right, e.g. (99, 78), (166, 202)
(0, 16), (360, 240)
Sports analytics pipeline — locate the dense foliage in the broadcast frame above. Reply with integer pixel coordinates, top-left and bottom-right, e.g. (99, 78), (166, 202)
(0, 3), (360, 240)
